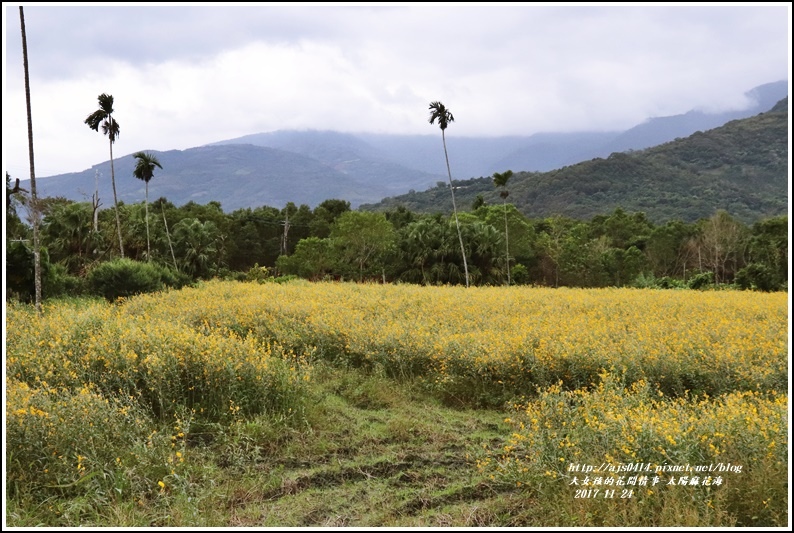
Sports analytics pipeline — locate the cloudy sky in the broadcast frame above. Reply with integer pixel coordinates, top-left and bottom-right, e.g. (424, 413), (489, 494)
(3, 3), (791, 179)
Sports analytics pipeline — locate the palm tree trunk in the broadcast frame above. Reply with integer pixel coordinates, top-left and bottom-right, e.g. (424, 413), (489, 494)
(162, 204), (178, 271)
(145, 181), (150, 260)
(109, 138), (124, 258)
(20, 6), (41, 314)
(442, 130), (469, 288)
(503, 198), (510, 285)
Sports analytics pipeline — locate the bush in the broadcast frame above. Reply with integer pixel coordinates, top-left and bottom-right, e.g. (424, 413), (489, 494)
(632, 272), (687, 290)
(511, 263), (529, 285)
(244, 264), (273, 283)
(157, 265), (194, 290)
(687, 271), (714, 290)
(87, 258), (167, 301)
(735, 263), (780, 292)
(43, 263), (85, 298)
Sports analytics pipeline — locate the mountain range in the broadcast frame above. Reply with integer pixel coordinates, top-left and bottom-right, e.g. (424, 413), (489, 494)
(30, 80), (788, 218)
(363, 96), (789, 224)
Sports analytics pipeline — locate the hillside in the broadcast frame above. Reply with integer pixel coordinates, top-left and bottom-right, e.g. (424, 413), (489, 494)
(32, 143), (441, 211)
(362, 98), (789, 224)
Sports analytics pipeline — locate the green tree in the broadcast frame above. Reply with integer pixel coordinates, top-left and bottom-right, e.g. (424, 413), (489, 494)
(399, 216), (449, 285)
(41, 201), (98, 274)
(172, 218), (219, 279)
(310, 200), (351, 239)
(132, 151), (163, 260)
(492, 170), (514, 284)
(460, 218), (505, 285)
(19, 6), (42, 312)
(226, 206), (282, 271)
(331, 211), (395, 281)
(745, 216), (787, 289)
(85, 93), (124, 258)
(276, 237), (336, 280)
(429, 100), (469, 287)
(474, 203), (536, 279)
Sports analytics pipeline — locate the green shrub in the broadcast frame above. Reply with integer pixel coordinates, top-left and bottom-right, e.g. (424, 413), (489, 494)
(511, 263), (529, 285)
(87, 258), (166, 301)
(687, 271), (714, 290)
(43, 263), (85, 298)
(633, 273), (687, 290)
(244, 264), (273, 283)
(735, 263), (780, 292)
(157, 265), (194, 290)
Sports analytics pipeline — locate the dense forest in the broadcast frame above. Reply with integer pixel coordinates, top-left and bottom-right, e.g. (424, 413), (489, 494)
(6, 171), (788, 301)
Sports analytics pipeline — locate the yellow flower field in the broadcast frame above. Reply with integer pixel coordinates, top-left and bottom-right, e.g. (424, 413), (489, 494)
(121, 280), (787, 399)
(5, 280), (788, 524)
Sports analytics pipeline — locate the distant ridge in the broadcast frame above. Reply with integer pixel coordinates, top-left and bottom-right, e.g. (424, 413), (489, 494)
(29, 80), (788, 217)
(362, 97), (789, 224)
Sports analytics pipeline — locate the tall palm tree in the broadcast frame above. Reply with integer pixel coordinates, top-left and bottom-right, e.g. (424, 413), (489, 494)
(19, 6), (41, 313)
(85, 93), (124, 258)
(132, 151), (163, 260)
(428, 101), (469, 288)
(493, 169), (514, 285)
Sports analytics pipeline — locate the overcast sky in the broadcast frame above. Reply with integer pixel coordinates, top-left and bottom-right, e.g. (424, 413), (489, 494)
(3, 3), (791, 179)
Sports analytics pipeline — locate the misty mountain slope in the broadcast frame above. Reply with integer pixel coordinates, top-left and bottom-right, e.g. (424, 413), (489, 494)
(28, 80), (787, 216)
(601, 80), (789, 154)
(362, 98), (789, 224)
(211, 130), (445, 194)
(33, 144), (397, 211)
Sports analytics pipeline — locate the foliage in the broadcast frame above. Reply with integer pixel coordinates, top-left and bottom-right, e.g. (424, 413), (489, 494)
(7, 240), (50, 302)
(276, 237), (336, 281)
(687, 271), (715, 290)
(331, 211), (396, 281)
(735, 263), (780, 292)
(86, 258), (174, 301)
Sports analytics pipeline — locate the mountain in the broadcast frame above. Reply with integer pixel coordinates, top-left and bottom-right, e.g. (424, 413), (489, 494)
(209, 81), (788, 180)
(32, 144), (436, 211)
(29, 80), (787, 215)
(362, 98), (789, 225)
(359, 80), (788, 177)
(599, 80), (789, 154)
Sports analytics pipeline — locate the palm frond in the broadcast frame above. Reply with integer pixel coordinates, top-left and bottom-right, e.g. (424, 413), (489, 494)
(97, 93), (114, 114)
(101, 117), (120, 142)
(84, 109), (107, 131)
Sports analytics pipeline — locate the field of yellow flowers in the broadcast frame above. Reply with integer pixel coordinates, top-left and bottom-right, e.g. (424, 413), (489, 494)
(5, 280), (788, 526)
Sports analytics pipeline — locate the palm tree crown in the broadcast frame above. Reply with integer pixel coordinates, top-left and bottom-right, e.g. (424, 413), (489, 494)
(84, 93), (120, 142)
(428, 101), (454, 131)
(493, 169), (513, 199)
(132, 152), (162, 184)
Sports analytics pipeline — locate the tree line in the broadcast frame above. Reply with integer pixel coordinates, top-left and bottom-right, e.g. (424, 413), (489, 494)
(6, 174), (787, 301)
(7, 77), (786, 303)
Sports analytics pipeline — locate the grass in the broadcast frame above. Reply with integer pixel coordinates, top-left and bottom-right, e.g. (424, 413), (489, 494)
(7, 363), (516, 527)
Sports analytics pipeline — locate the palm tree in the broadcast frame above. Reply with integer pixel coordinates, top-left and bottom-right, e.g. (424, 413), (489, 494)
(19, 6), (42, 313)
(493, 169), (514, 284)
(428, 101), (469, 288)
(132, 151), (163, 260)
(85, 93), (124, 258)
